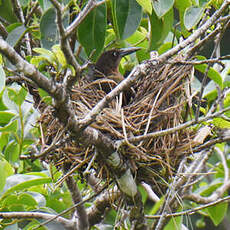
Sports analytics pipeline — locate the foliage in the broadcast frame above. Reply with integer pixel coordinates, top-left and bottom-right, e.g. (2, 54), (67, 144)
(0, 0), (230, 229)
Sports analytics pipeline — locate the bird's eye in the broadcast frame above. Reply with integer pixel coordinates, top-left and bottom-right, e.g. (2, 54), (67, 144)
(113, 51), (118, 57)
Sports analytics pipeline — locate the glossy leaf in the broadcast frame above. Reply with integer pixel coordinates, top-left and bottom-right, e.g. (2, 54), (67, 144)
(206, 201), (228, 226)
(0, 120), (18, 133)
(136, 0), (152, 14)
(33, 47), (56, 63)
(149, 196), (165, 215)
(2, 174), (52, 199)
(175, 0), (192, 36)
(2, 194), (18, 206)
(0, 132), (9, 152)
(4, 140), (20, 163)
(40, 7), (69, 49)
(164, 209), (182, 230)
(6, 24), (26, 47)
(184, 6), (204, 30)
(212, 118), (230, 128)
(0, 111), (15, 124)
(38, 88), (52, 105)
(78, 3), (107, 60)
(38, 0), (52, 10)
(52, 44), (67, 67)
(111, 0), (142, 40)
(40, 8), (57, 49)
(161, 9), (174, 44)
(194, 56), (223, 88)
(0, 159), (14, 192)
(152, 0), (174, 18)
(0, 0), (18, 23)
(198, 178), (223, 196)
(27, 191), (46, 207)
(148, 9), (173, 50)
(158, 42), (173, 54)
(0, 65), (5, 92)
(148, 11), (163, 50)
(126, 29), (149, 61)
(18, 193), (37, 207)
(7, 86), (27, 106)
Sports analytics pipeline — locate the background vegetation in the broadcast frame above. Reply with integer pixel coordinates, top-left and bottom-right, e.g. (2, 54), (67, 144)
(0, 0), (230, 229)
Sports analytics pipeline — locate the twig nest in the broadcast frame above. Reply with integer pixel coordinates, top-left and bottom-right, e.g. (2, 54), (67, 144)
(38, 57), (196, 188)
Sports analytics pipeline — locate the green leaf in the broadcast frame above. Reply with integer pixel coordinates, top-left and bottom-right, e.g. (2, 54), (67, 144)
(148, 11), (163, 50)
(30, 56), (48, 67)
(40, 7), (63, 49)
(126, 28), (149, 61)
(158, 42), (173, 54)
(2, 193), (38, 209)
(0, 111), (16, 125)
(0, 0), (18, 23)
(148, 9), (173, 50)
(6, 22), (22, 33)
(38, 0), (52, 11)
(224, 92), (230, 107)
(212, 118), (230, 128)
(0, 159), (14, 192)
(164, 210), (182, 230)
(223, 74), (230, 88)
(175, 0), (192, 36)
(33, 47), (56, 64)
(0, 120), (18, 132)
(78, 3), (107, 60)
(6, 24), (26, 47)
(18, 193), (37, 207)
(0, 65), (5, 93)
(161, 8), (174, 44)
(149, 196), (165, 215)
(111, 0), (142, 40)
(138, 185), (148, 204)
(28, 191), (46, 207)
(38, 88), (52, 105)
(40, 7), (56, 49)
(152, 0), (174, 18)
(203, 81), (217, 100)
(184, 6), (204, 30)
(198, 178), (223, 196)
(2, 194), (18, 206)
(194, 57), (223, 88)
(0, 132), (9, 152)
(206, 201), (228, 226)
(1, 175), (52, 199)
(4, 140), (20, 163)
(7, 86), (27, 106)
(136, 0), (152, 14)
(52, 44), (67, 67)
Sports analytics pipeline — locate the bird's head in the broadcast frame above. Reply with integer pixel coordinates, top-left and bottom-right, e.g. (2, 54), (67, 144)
(94, 47), (141, 78)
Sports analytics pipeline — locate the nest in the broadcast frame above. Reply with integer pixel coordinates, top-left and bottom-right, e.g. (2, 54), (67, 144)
(38, 56), (196, 191)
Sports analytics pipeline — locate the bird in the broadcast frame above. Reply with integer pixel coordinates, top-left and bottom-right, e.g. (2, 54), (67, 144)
(87, 47), (140, 104)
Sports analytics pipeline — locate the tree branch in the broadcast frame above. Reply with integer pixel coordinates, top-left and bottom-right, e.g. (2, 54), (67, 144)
(65, 0), (105, 38)
(50, 0), (81, 76)
(117, 106), (230, 145)
(87, 186), (121, 227)
(146, 195), (230, 219)
(78, 0), (230, 130)
(0, 211), (74, 229)
(65, 175), (89, 230)
(0, 37), (137, 199)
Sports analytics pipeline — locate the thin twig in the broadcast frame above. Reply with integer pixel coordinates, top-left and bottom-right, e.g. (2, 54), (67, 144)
(118, 106), (230, 145)
(65, 0), (106, 38)
(146, 195), (230, 219)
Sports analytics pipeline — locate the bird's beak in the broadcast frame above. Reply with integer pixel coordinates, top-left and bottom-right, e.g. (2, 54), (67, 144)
(119, 47), (141, 57)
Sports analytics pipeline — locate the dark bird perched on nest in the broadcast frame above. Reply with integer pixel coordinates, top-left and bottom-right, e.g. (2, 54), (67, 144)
(88, 47), (140, 103)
